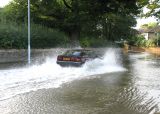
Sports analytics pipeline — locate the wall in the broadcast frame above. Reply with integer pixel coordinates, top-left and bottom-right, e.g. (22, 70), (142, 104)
(0, 49), (66, 63)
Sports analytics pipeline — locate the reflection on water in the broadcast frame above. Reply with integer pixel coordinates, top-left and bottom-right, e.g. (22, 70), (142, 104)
(129, 52), (160, 113)
(0, 49), (160, 114)
(0, 79), (157, 114)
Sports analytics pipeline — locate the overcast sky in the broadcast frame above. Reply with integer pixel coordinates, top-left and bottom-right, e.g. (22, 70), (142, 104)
(0, 0), (12, 7)
(136, 17), (157, 29)
(0, 0), (158, 29)
(135, 7), (158, 29)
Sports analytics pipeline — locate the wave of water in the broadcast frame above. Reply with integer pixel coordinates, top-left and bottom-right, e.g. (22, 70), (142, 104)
(0, 48), (126, 101)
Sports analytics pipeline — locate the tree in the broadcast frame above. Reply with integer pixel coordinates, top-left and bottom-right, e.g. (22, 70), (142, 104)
(3, 0), (144, 45)
(144, 0), (160, 19)
(140, 22), (158, 29)
(98, 12), (137, 41)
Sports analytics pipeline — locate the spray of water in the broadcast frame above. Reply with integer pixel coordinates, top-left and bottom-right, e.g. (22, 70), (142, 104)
(0, 48), (126, 101)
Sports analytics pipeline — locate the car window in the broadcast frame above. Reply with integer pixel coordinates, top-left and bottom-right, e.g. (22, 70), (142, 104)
(63, 50), (97, 57)
(63, 50), (82, 56)
(72, 51), (81, 56)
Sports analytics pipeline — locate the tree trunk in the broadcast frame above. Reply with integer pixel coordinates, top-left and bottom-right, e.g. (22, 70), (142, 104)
(69, 30), (80, 48)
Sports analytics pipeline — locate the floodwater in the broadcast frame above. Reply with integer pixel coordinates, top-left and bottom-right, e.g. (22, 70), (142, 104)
(0, 48), (160, 114)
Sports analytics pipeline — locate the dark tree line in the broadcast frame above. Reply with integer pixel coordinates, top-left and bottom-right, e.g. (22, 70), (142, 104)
(1, 0), (149, 46)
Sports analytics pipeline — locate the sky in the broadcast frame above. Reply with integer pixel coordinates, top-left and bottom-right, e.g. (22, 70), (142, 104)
(0, 0), (158, 29)
(135, 7), (158, 29)
(0, 0), (12, 7)
(136, 17), (157, 29)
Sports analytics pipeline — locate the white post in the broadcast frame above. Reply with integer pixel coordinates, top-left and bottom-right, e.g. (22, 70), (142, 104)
(157, 33), (159, 46)
(28, 0), (31, 64)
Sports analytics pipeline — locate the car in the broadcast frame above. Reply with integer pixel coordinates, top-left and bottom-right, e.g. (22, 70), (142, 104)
(56, 49), (100, 67)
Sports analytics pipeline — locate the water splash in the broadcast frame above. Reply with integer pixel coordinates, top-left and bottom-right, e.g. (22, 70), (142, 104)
(0, 48), (126, 100)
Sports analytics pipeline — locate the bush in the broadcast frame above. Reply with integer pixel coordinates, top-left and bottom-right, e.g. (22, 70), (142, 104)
(80, 36), (109, 47)
(128, 35), (157, 47)
(0, 21), (69, 49)
(145, 39), (156, 47)
(157, 36), (160, 46)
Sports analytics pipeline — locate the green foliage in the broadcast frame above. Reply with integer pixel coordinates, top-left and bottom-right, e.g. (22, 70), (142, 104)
(0, 22), (26, 48)
(140, 22), (158, 29)
(145, 39), (156, 47)
(0, 21), (69, 49)
(144, 0), (160, 19)
(30, 24), (69, 48)
(140, 24), (148, 29)
(128, 35), (157, 47)
(3, 0), (141, 42)
(156, 35), (160, 46)
(159, 38), (160, 46)
(80, 38), (90, 47)
(0, 0), (149, 48)
(80, 37), (109, 48)
(135, 36), (146, 47)
(148, 22), (159, 28)
(100, 13), (137, 41)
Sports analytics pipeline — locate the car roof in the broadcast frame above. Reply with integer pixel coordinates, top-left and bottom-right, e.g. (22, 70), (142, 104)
(67, 49), (93, 52)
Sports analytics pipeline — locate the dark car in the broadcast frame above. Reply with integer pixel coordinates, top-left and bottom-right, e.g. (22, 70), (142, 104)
(56, 49), (100, 67)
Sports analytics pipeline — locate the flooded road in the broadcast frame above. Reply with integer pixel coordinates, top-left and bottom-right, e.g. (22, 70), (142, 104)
(0, 48), (160, 114)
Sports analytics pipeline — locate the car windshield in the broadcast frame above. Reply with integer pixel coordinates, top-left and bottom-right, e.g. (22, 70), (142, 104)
(64, 50), (82, 56)
(63, 50), (96, 57)
(72, 52), (81, 56)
